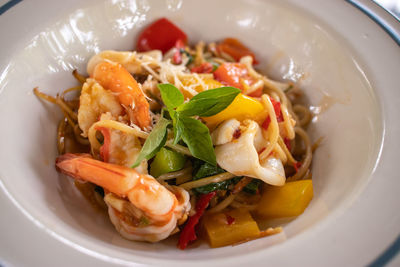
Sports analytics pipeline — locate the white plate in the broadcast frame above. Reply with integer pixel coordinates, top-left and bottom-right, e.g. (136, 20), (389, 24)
(0, 0), (399, 266)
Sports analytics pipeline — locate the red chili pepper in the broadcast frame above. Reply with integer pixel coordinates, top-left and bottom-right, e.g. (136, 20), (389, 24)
(96, 127), (111, 163)
(247, 87), (263, 97)
(284, 137), (291, 151)
(172, 39), (185, 64)
(178, 192), (216, 250)
(262, 116), (271, 130)
(270, 98), (282, 122)
(136, 18), (187, 53)
(262, 97), (283, 130)
(226, 214), (235, 225)
(191, 62), (214, 73)
(233, 128), (241, 139)
(217, 38), (259, 64)
(294, 162), (302, 173)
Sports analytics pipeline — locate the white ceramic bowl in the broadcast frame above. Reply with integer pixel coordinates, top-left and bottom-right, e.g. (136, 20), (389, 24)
(0, 0), (399, 266)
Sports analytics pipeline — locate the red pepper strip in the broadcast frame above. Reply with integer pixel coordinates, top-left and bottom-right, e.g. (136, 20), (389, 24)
(284, 137), (291, 151)
(136, 18), (187, 53)
(217, 38), (259, 64)
(247, 87), (263, 97)
(261, 98), (283, 130)
(96, 127), (111, 163)
(226, 214), (235, 225)
(172, 39), (185, 64)
(178, 191), (216, 250)
(271, 98), (282, 122)
(262, 116), (271, 130)
(294, 162), (302, 173)
(191, 62), (214, 73)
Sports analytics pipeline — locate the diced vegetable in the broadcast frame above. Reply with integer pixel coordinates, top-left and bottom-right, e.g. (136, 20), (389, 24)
(191, 62), (214, 73)
(255, 180), (313, 218)
(202, 93), (265, 128)
(217, 38), (259, 64)
(213, 63), (257, 92)
(172, 39), (185, 64)
(180, 77), (223, 99)
(261, 97), (283, 130)
(150, 147), (186, 177)
(178, 192), (216, 249)
(136, 18), (187, 53)
(203, 208), (260, 248)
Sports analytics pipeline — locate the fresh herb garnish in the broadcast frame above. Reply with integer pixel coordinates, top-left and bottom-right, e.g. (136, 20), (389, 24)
(191, 160), (228, 194)
(176, 87), (240, 117)
(133, 84), (239, 167)
(161, 84), (239, 165)
(243, 179), (261, 194)
(131, 118), (170, 167)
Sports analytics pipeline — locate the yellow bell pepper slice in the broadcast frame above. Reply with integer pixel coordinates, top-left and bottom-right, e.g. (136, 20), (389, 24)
(202, 93), (265, 128)
(203, 208), (260, 248)
(180, 77), (223, 99)
(255, 180), (313, 219)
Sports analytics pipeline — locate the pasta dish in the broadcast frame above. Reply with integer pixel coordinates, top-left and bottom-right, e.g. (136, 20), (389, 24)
(34, 18), (315, 249)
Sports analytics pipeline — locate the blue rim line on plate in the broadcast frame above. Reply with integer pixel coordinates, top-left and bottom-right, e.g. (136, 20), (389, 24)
(369, 235), (400, 267)
(0, 0), (22, 15)
(345, 0), (400, 46)
(345, 1), (400, 266)
(0, 0), (399, 265)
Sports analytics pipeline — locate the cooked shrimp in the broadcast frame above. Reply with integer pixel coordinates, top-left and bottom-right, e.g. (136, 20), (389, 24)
(56, 153), (190, 242)
(87, 50), (162, 76)
(78, 79), (123, 137)
(92, 61), (151, 130)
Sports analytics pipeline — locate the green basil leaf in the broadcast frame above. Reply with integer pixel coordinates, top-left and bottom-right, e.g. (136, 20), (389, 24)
(157, 84), (184, 111)
(191, 159), (238, 194)
(172, 113), (184, 144)
(131, 118), (170, 167)
(176, 87), (240, 117)
(243, 179), (261, 194)
(180, 116), (216, 165)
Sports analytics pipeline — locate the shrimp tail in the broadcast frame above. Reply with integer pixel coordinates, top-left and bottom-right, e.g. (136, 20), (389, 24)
(55, 153), (191, 242)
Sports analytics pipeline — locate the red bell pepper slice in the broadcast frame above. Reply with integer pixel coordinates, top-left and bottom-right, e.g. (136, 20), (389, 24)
(247, 87), (263, 97)
(217, 38), (259, 64)
(172, 39), (185, 64)
(178, 191), (216, 250)
(294, 162), (302, 173)
(262, 98), (283, 130)
(191, 62), (214, 73)
(284, 137), (291, 151)
(213, 63), (256, 91)
(136, 18), (187, 53)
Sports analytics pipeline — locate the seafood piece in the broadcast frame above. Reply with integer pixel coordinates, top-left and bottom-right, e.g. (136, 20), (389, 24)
(211, 119), (241, 145)
(214, 120), (285, 186)
(92, 61), (151, 130)
(78, 79), (123, 137)
(87, 50), (162, 76)
(56, 153), (190, 242)
(96, 118), (148, 174)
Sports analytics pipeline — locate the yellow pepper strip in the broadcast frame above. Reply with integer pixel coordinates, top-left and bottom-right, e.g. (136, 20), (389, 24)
(180, 77), (223, 99)
(255, 180), (313, 219)
(202, 93), (266, 128)
(203, 208), (260, 248)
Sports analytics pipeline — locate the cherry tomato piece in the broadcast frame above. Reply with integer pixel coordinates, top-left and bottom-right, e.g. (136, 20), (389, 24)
(217, 38), (259, 64)
(136, 18), (187, 53)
